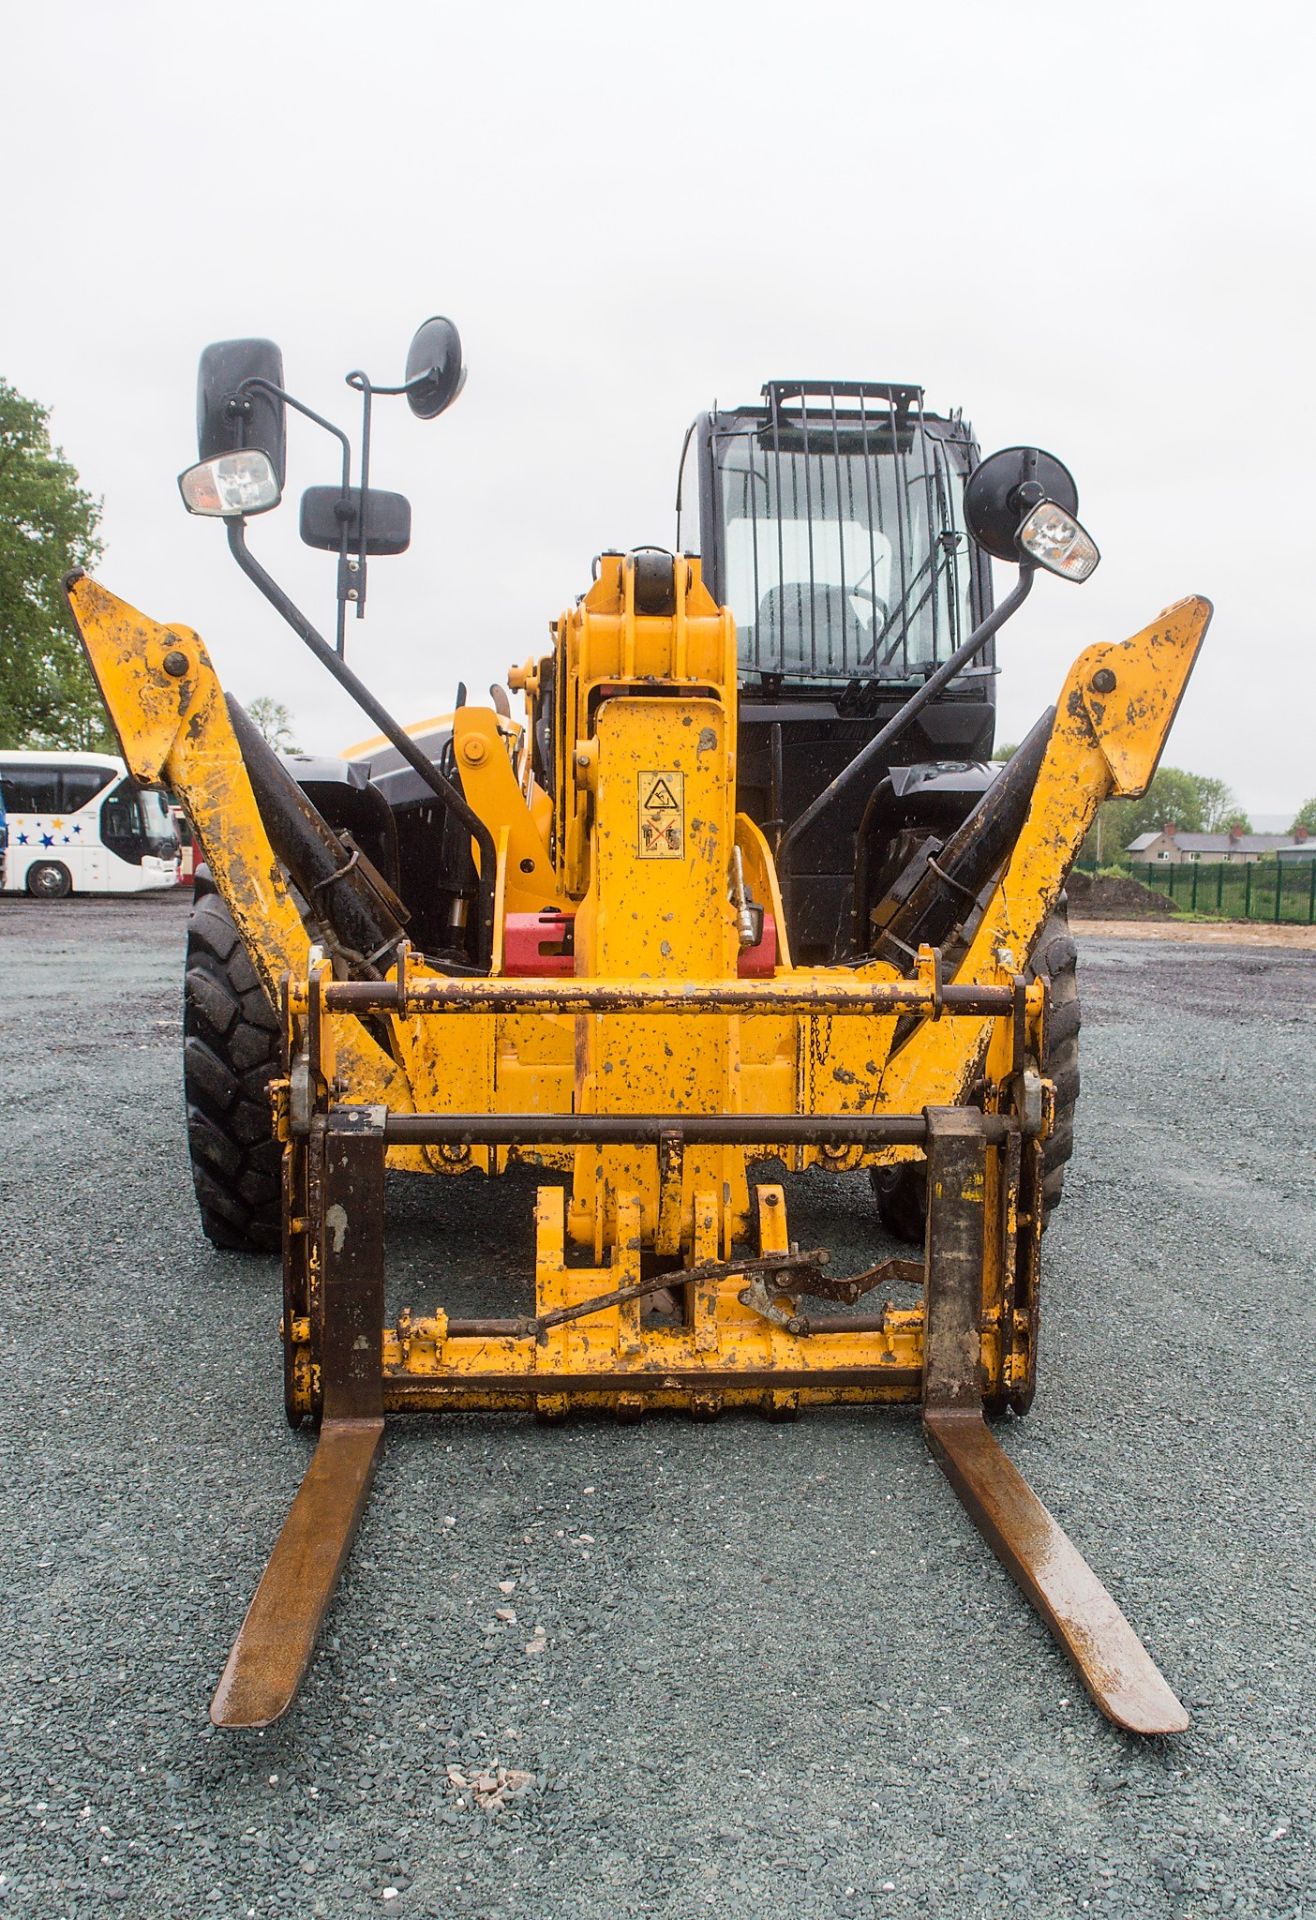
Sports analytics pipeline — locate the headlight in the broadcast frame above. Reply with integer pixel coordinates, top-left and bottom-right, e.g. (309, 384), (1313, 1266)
(1017, 500), (1100, 582)
(178, 449), (282, 517)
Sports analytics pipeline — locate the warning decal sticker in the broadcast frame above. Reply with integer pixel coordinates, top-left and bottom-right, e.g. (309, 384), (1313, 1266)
(637, 769), (685, 859)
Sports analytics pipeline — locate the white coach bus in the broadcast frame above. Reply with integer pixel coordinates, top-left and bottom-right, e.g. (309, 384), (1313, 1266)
(0, 750), (179, 897)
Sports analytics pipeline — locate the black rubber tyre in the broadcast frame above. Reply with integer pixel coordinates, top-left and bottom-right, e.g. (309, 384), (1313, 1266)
(870, 1161), (929, 1244)
(183, 889), (282, 1252)
(27, 860), (72, 898)
(871, 903), (1081, 1239)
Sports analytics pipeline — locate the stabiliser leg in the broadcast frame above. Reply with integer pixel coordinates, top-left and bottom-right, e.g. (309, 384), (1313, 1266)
(920, 1109), (1188, 1736)
(211, 1109), (387, 1729)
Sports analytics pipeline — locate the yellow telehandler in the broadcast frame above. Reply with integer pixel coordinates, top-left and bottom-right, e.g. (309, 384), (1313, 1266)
(66, 320), (1209, 1736)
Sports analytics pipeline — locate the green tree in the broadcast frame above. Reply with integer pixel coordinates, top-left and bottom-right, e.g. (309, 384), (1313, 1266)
(1290, 797), (1316, 836)
(247, 695), (299, 753)
(0, 380), (105, 747)
(1082, 765), (1207, 866)
(1190, 774), (1248, 833)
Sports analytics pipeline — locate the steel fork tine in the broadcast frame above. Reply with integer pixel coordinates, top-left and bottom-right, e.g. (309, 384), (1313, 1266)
(921, 1107), (1187, 1735)
(923, 1408), (1187, 1734)
(210, 1419), (384, 1729)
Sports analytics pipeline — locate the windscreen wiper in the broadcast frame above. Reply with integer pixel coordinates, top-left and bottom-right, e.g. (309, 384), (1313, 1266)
(852, 542), (948, 676)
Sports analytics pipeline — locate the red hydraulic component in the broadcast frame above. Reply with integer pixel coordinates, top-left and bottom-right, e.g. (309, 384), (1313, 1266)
(503, 911), (574, 976)
(502, 910), (778, 978)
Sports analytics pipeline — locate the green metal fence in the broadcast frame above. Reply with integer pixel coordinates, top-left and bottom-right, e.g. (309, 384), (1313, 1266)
(1130, 860), (1316, 925)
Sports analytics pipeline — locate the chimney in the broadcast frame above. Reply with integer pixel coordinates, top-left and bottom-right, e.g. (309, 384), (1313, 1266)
(1297, 826), (1310, 843)
(1229, 822), (1244, 843)
(1164, 821), (1176, 838)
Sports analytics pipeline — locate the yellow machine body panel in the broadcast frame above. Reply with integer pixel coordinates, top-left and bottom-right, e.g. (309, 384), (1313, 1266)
(65, 563), (1211, 1261)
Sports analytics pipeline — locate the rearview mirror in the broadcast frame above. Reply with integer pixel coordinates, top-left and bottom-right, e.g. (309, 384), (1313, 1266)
(404, 316), (465, 420)
(196, 338), (287, 488)
(299, 485), (412, 555)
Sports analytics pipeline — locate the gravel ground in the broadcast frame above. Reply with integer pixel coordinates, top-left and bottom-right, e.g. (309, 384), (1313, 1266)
(2, 892), (1313, 1920)
(1069, 917), (1316, 951)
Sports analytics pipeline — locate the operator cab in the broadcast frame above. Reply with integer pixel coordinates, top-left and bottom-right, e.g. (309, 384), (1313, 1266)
(687, 382), (991, 697)
(682, 383), (996, 962)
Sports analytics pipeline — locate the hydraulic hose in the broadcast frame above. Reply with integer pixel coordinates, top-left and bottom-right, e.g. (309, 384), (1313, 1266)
(776, 564), (1036, 898)
(226, 518), (497, 971)
(227, 696), (406, 973)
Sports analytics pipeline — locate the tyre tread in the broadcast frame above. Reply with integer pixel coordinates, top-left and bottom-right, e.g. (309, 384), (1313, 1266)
(183, 892), (282, 1254)
(871, 902), (1082, 1239)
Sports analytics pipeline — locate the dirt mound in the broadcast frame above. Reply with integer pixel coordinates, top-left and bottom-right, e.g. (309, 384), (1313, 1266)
(1066, 869), (1177, 919)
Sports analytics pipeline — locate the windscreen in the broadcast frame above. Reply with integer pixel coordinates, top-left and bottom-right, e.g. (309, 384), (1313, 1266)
(100, 780), (179, 863)
(714, 407), (976, 682)
(0, 761), (118, 813)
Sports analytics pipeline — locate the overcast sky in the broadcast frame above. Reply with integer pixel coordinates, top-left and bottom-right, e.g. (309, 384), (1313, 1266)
(7, 0), (1314, 816)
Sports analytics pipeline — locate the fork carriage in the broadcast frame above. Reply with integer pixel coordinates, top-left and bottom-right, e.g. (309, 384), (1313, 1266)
(217, 948), (1183, 1738)
(279, 963), (1047, 1422)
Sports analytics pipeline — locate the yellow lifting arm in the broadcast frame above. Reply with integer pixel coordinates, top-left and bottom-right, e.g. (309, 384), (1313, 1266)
(66, 573), (309, 1001)
(879, 593), (1213, 1111)
(64, 573), (405, 1106)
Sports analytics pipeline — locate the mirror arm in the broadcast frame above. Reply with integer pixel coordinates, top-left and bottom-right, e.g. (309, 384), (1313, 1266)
(341, 365), (435, 616)
(224, 517), (497, 972)
(340, 348), (472, 617)
(238, 377), (357, 654)
(345, 372), (377, 624)
(237, 377), (352, 488)
(348, 370), (435, 400)
(776, 561), (1037, 906)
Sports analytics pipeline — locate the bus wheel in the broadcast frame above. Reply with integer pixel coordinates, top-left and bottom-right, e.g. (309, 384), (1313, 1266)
(27, 861), (72, 898)
(183, 889), (282, 1253)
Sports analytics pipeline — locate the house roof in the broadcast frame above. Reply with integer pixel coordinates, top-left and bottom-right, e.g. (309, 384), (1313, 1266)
(1126, 830), (1306, 855)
